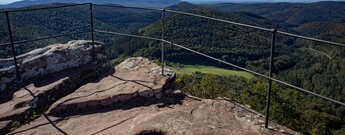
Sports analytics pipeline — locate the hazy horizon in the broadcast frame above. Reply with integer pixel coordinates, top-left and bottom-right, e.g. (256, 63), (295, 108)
(0, 0), (345, 4)
(186, 0), (345, 3)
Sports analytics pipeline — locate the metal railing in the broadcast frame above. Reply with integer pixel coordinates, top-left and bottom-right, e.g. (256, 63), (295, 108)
(1, 3), (345, 129)
(0, 3), (93, 80)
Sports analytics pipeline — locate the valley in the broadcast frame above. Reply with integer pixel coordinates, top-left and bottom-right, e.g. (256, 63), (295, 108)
(167, 64), (253, 79)
(0, 1), (345, 135)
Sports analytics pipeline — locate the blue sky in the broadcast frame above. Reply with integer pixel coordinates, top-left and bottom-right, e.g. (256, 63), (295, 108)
(0, 0), (344, 4)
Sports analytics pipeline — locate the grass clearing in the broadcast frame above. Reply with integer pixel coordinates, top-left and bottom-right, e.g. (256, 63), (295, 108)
(167, 65), (253, 79)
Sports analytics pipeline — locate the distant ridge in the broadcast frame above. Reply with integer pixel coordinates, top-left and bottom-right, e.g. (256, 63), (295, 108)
(0, 0), (181, 8)
(205, 1), (345, 27)
(166, 1), (201, 11)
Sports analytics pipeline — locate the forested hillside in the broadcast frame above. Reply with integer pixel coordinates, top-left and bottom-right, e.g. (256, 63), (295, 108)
(109, 2), (293, 68)
(0, 3), (161, 58)
(205, 2), (345, 27)
(109, 2), (345, 135)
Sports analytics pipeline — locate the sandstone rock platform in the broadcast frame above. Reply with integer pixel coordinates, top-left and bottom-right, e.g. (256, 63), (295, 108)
(0, 40), (110, 134)
(48, 57), (175, 114)
(0, 40), (108, 92)
(8, 57), (299, 135)
(10, 96), (298, 135)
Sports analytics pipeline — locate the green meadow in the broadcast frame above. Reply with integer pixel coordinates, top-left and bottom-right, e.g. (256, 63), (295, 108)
(167, 65), (253, 79)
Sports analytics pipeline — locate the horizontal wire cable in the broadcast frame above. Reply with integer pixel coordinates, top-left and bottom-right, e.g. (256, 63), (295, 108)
(95, 30), (162, 41)
(93, 4), (161, 11)
(4, 3), (90, 13)
(95, 29), (345, 106)
(165, 9), (273, 32)
(2, 4), (344, 47)
(277, 31), (345, 47)
(166, 40), (345, 106)
(0, 31), (91, 47)
(165, 9), (345, 48)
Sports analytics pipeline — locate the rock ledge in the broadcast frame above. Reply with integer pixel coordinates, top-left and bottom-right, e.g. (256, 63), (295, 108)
(9, 57), (299, 135)
(0, 40), (110, 134)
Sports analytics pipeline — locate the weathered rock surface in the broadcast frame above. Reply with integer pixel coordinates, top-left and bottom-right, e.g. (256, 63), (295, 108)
(10, 96), (298, 135)
(48, 57), (175, 114)
(9, 57), (299, 135)
(0, 40), (111, 134)
(0, 40), (109, 92)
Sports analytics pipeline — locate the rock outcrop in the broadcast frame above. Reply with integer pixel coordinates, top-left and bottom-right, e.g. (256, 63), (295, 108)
(15, 97), (298, 135)
(48, 57), (175, 114)
(0, 40), (111, 134)
(8, 57), (299, 135)
(0, 40), (109, 92)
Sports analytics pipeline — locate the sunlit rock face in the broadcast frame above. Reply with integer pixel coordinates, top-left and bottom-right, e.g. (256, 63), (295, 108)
(0, 40), (111, 134)
(9, 57), (299, 135)
(0, 40), (109, 92)
(48, 57), (175, 114)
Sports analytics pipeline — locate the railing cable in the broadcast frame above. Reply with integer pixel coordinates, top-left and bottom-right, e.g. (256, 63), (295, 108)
(277, 31), (345, 47)
(3, 3), (90, 13)
(93, 4), (160, 11)
(0, 31), (90, 47)
(166, 40), (345, 106)
(93, 29), (345, 106)
(165, 9), (273, 32)
(165, 9), (345, 47)
(95, 30), (162, 41)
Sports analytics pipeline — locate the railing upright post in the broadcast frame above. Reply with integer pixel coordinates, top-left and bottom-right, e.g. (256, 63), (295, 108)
(265, 28), (277, 128)
(5, 11), (20, 80)
(161, 9), (166, 76)
(89, 3), (95, 62)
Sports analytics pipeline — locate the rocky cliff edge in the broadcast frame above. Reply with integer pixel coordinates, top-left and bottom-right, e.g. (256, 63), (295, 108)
(0, 40), (111, 134)
(0, 41), (298, 135)
(0, 41), (299, 135)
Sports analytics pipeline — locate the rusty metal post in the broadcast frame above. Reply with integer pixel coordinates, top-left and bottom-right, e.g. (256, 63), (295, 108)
(5, 11), (20, 80)
(161, 9), (165, 76)
(89, 3), (95, 61)
(265, 28), (277, 128)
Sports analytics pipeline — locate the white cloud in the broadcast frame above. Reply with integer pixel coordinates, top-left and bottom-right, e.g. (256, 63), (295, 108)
(0, 0), (22, 4)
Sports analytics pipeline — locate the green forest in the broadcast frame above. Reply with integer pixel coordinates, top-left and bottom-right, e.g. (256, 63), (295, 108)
(1, 2), (345, 135)
(0, 3), (161, 58)
(108, 3), (345, 135)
